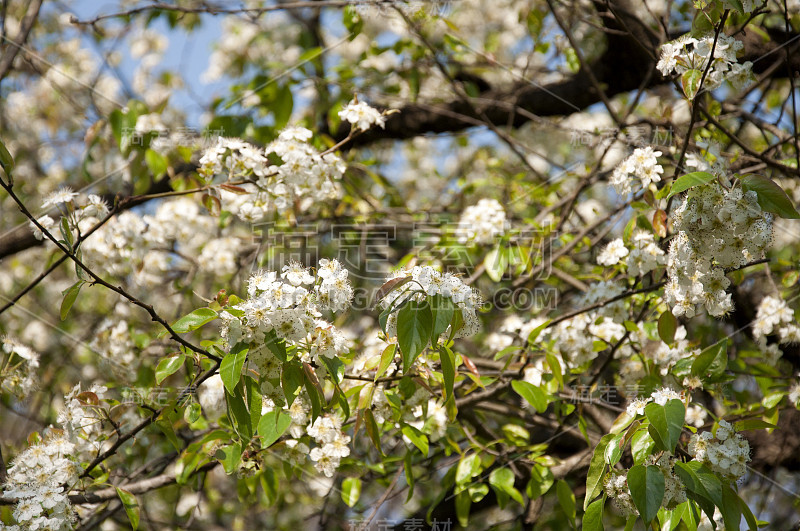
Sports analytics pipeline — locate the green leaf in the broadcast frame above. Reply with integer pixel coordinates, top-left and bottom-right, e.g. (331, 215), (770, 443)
(245, 375), (263, 431)
(60, 216), (73, 249)
(170, 308), (218, 333)
(225, 383), (252, 441)
(220, 343), (248, 395)
(546, 351), (563, 389)
(273, 84), (294, 130)
(556, 479), (576, 527)
(604, 431), (624, 466)
(115, 488), (140, 531)
(484, 245), (508, 282)
(402, 424), (429, 456)
(261, 467), (279, 505)
(667, 171), (716, 199)
(674, 461), (722, 520)
(528, 319), (551, 344)
(363, 408), (383, 455)
(627, 465), (665, 524)
(658, 311), (677, 345)
(155, 353), (185, 384)
(733, 418), (778, 432)
(217, 442), (242, 474)
(397, 300), (433, 373)
(342, 6), (363, 39)
(585, 434), (614, 509)
(404, 451), (415, 501)
(430, 294), (455, 343)
(145, 148), (167, 177)
(439, 345), (456, 400)
(488, 468), (524, 507)
(511, 380), (549, 413)
(645, 399), (685, 453)
(741, 174), (800, 219)
(60, 280), (84, 321)
(631, 429), (655, 465)
(375, 344), (396, 380)
(264, 329), (287, 362)
(341, 477), (362, 508)
(681, 69), (703, 100)
(456, 452), (480, 486)
(720, 483), (743, 531)
(0, 138), (15, 175)
(455, 490), (471, 528)
(281, 362), (304, 407)
(184, 402), (202, 424)
(583, 498), (605, 531)
(739, 491), (759, 531)
(692, 341), (727, 378)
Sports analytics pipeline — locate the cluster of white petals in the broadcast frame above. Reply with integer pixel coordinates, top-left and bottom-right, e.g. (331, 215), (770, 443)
(688, 420), (751, 480)
(454, 198), (508, 244)
(338, 98), (386, 132)
(3, 384), (108, 530)
(221, 259), (353, 404)
(657, 33), (753, 90)
(752, 295), (800, 344)
(611, 146), (663, 196)
(1, 336), (39, 399)
(666, 182), (773, 317)
(207, 127), (347, 221)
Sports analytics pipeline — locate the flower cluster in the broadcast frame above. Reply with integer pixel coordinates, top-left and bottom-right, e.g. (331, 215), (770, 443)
(57, 384), (111, 457)
(485, 314), (548, 353)
(752, 295), (800, 344)
(626, 230), (666, 276)
(626, 386), (685, 416)
(380, 265), (482, 340)
(307, 414), (351, 477)
(604, 471), (638, 516)
(597, 238), (628, 266)
(31, 191), (110, 242)
(79, 197), (236, 283)
(648, 326), (700, 376)
(338, 98), (387, 132)
(2, 384), (107, 530)
(1, 336), (39, 399)
(454, 198), (508, 244)
(657, 33), (753, 90)
(688, 420), (751, 481)
(665, 181), (773, 317)
(88, 318), (139, 381)
(206, 126), (347, 222)
(221, 259), (353, 403)
(611, 146), (663, 196)
(2, 429), (80, 531)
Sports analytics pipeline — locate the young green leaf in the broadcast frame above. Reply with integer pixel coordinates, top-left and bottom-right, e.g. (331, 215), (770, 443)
(645, 399), (685, 453)
(341, 477), (362, 508)
(115, 488), (140, 531)
(155, 353), (185, 384)
(740, 174), (800, 219)
(627, 465), (665, 524)
(511, 380), (549, 413)
(397, 300), (433, 372)
(220, 343), (248, 395)
(585, 433), (614, 509)
(258, 410), (292, 448)
(667, 171), (716, 199)
(60, 280), (84, 321)
(170, 308), (218, 333)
